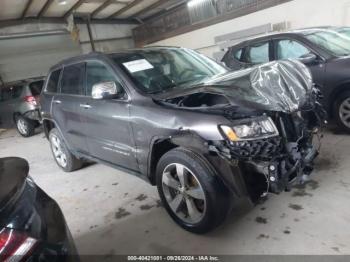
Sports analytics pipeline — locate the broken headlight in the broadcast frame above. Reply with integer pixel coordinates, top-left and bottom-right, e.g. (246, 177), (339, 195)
(220, 117), (279, 141)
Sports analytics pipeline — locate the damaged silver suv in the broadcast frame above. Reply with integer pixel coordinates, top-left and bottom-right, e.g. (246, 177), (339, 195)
(40, 47), (325, 233)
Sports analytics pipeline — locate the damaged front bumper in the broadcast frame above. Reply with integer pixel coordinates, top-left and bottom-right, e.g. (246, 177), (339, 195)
(243, 142), (319, 194)
(210, 107), (325, 197)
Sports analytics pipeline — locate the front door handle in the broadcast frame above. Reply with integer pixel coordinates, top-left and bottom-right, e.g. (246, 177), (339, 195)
(53, 100), (62, 104)
(80, 104), (92, 109)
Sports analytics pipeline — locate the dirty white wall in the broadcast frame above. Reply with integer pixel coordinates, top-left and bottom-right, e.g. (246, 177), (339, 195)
(150, 0), (350, 57)
(79, 23), (136, 54)
(0, 23), (81, 83)
(0, 22), (135, 82)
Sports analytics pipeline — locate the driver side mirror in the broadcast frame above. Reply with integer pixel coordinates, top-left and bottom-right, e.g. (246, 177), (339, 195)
(91, 82), (119, 100)
(298, 53), (318, 65)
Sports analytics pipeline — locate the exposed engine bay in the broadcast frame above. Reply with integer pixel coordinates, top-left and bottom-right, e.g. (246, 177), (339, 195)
(155, 60), (327, 199)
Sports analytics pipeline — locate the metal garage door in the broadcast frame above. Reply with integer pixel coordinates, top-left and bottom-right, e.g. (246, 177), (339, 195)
(0, 31), (82, 83)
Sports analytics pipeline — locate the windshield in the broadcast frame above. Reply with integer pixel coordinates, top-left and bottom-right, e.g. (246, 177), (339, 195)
(111, 48), (227, 94)
(304, 30), (350, 56)
(335, 27), (350, 38)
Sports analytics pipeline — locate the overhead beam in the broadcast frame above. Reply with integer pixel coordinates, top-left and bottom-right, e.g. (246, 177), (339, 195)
(108, 0), (144, 18)
(21, 0), (34, 19)
(0, 30), (69, 40)
(80, 35), (132, 44)
(63, 0), (85, 19)
(131, 0), (170, 18)
(37, 0), (55, 18)
(91, 0), (115, 17)
(0, 17), (140, 29)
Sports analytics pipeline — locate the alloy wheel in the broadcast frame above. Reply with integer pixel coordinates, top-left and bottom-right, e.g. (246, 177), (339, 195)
(17, 118), (28, 135)
(162, 163), (206, 224)
(339, 98), (350, 129)
(50, 135), (67, 168)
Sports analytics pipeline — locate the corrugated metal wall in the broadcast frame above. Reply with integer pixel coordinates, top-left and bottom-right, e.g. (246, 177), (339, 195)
(0, 32), (81, 83)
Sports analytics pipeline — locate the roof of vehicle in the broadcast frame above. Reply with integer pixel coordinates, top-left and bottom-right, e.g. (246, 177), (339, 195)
(230, 26), (349, 47)
(50, 46), (184, 70)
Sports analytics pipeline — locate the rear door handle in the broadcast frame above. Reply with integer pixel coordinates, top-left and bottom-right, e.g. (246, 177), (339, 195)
(53, 100), (62, 104)
(80, 104), (92, 109)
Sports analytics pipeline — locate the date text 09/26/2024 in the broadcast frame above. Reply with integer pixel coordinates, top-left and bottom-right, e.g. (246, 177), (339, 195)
(127, 256), (220, 261)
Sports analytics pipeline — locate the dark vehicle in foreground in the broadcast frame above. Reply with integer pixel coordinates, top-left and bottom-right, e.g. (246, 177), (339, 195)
(0, 79), (44, 137)
(222, 27), (350, 132)
(40, 47), (325, 233)
(0, 157), (78, 261)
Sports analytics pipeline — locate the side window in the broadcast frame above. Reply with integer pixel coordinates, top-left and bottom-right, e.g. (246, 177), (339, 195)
(277, 39), (311, 59)
(233, 49), (243, 61)
(86, 61), (124, 97)
(61, 63), (85, 95)
(246, 42), (269, 64)
(46, 69), (62, 93)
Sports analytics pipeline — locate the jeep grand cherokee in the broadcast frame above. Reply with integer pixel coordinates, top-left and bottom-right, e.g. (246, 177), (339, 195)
(40, 47), (325, 233)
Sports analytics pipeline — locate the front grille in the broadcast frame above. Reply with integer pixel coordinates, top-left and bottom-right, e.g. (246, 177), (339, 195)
(229, 136), (282, 159)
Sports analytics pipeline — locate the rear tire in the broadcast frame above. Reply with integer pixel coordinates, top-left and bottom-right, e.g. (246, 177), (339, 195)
(49, 128), (83, 172)
(334, 91), (350, 133)
(15, 115), (35, 137)
(156, 148), (231, 234)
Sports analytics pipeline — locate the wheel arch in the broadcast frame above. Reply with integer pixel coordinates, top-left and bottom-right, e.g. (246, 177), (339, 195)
(148, 132), (247, 198)
(42, 119), (56, 139)
(13, 112), (21, 123)
(328, 82), (350, 118)
(147, 138), (178, 185)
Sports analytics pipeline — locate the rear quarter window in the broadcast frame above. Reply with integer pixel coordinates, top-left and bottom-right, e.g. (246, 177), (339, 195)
(234, 49), (243, 60)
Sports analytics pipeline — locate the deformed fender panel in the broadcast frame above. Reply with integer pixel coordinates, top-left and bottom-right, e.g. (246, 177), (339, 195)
(167, 132), (249, 198)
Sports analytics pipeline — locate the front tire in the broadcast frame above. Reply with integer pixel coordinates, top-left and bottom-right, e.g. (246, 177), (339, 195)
(334, 91), (350, 132)
(49, 128), (83, 172)
(15, 115), (35, 137)
(156, 148), (231, 234)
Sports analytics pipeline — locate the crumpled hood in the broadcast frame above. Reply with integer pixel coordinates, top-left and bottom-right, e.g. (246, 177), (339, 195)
(156, 59), (314, 113)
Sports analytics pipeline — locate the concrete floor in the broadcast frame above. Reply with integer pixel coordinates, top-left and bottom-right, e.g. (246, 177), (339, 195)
(0, 128), (350, 256)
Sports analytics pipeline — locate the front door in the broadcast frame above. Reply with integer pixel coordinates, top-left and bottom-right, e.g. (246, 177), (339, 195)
(273, 38), (326, 87)
(79, 60), (138, 171)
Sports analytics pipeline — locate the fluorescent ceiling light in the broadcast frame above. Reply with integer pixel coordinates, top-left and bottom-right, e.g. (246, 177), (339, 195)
(58, 0), (68, 5)
(187, 0), (206, 8)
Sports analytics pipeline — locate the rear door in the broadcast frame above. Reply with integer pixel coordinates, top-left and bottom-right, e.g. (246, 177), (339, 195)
(51, 62), (89, 154)
(78, 60), (138, 171)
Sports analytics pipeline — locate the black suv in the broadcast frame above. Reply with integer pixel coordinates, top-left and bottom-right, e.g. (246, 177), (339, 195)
(0, 157), (78, 261)
(222, 27), (350, 132)
(41, 47), (324, 233)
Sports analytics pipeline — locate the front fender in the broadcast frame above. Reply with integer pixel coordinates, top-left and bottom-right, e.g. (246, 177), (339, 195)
(169, 132), (249, 199)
